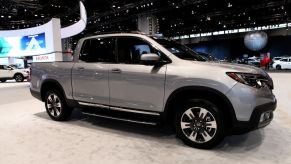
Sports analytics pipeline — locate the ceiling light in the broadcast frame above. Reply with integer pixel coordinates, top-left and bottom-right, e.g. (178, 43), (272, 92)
(228, 3), (232, 8)
(1, 15), (4, 18)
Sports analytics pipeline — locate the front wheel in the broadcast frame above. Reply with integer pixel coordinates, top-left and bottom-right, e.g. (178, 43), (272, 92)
(44, 90), (73, 121)
(0, 79), (6, 82)
(174, 99), (225, 149)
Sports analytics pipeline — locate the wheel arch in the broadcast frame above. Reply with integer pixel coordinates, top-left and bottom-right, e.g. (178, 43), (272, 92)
(162, 86), (237, 127)
(40, 79), (66, 102)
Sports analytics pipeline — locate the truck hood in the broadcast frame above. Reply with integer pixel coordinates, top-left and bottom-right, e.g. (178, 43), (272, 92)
(192, 61), (267, 75)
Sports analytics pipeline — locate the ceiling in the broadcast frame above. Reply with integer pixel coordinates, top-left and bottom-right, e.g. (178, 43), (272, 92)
(0, 0), (290, 37)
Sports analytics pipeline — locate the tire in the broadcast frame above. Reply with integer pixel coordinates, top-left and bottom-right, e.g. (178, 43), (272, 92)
(14, 74), (24, 82)
(44, 90), (73, 121)
(174, 99), (225, 149)
(0, 80), (6, 82)
(276, 65), (282, 70)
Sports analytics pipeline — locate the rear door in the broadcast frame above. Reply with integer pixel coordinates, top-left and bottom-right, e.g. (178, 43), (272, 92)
(280, 59), (288, 69)
(108, 37), (168, 112)
(72, 37), (116, 105)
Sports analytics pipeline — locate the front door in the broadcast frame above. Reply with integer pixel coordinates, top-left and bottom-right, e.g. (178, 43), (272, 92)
(0, 65), (10, 78)
(72, 37), (116, 105)
(109, 37), (168, 112)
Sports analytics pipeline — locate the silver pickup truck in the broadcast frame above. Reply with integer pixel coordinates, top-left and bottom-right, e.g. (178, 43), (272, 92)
(30, 33), (276, 149)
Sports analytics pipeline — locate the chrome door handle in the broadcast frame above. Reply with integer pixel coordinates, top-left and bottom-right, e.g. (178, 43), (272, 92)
(111, 68), (122, 73)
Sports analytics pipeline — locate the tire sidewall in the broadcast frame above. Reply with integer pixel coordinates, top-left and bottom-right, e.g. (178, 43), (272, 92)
(174, 99), (225, 149)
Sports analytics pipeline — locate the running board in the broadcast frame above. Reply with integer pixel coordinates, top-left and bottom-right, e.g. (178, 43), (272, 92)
(79, 102), (162, 125)
(83, 112), (158, 125)
(78, 101), (161, 116)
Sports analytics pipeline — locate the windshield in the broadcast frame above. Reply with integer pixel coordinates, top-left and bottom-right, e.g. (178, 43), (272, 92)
(153, 38), (206, 61)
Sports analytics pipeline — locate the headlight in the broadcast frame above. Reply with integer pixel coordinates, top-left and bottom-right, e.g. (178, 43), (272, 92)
(226, 72), (271, 89)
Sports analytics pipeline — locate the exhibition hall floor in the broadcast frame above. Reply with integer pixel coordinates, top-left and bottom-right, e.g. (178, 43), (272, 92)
(0, 73), (290, 164)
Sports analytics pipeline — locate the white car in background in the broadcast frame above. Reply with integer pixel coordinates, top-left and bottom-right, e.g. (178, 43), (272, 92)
(272, 58), (291, 70)
(0, 65), (28, 82)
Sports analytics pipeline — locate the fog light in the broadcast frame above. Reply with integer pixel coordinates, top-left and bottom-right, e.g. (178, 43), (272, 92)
(259, 111), (272, 123)
(264, 112), (271, 120)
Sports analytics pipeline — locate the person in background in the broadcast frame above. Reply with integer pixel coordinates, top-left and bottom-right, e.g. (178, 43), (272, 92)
(261, 54), (271, 70)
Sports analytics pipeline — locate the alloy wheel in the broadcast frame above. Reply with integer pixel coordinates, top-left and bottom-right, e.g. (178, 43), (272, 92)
(180, 107), (217, 143)
(46, 93), (62, 117)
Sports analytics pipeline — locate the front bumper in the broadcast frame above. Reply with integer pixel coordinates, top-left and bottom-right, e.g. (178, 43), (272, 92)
(231, 100), (277, 134)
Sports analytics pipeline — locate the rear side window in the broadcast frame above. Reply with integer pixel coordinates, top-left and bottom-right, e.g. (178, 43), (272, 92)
(79, 38), (115, 63)
(281, 59), (288, 62)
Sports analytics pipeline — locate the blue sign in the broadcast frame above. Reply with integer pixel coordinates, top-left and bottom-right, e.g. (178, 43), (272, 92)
(21, 33), (46, 51)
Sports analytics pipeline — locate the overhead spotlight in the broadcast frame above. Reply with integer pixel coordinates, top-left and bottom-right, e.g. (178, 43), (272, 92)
(1, 15), (4, 18)
(8, 15), (11, 18)
(34, 14), (38, 17)
(228, 3), (232, 8)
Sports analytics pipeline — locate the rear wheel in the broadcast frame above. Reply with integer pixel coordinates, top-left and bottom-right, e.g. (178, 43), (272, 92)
(276, 65), (282, 70)
(14, 74), (24, 82)
(44, 90), (73, 121)
(174, 99), (225, 149)
(0, 79), (6, 82)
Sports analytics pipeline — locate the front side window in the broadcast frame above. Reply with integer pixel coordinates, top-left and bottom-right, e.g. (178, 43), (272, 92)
(117, 37), (163, 64)
(281, 59), (288, 62)
(79, 38), (115, 63)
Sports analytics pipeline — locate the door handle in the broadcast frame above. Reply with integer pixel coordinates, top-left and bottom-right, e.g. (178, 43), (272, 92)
(111, 68), (122, 73)
(77, 67), (85, 70)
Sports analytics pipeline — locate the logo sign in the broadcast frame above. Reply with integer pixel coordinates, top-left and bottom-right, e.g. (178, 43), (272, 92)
(21, 33), (46, 51)
(33, 54), (55, 62)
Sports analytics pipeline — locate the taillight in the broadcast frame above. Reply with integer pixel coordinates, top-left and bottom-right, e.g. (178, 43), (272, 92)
(28, 67), (32, 82)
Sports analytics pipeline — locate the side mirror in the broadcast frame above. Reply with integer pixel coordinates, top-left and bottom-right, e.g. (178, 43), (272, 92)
(140, 53), (160, 65)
